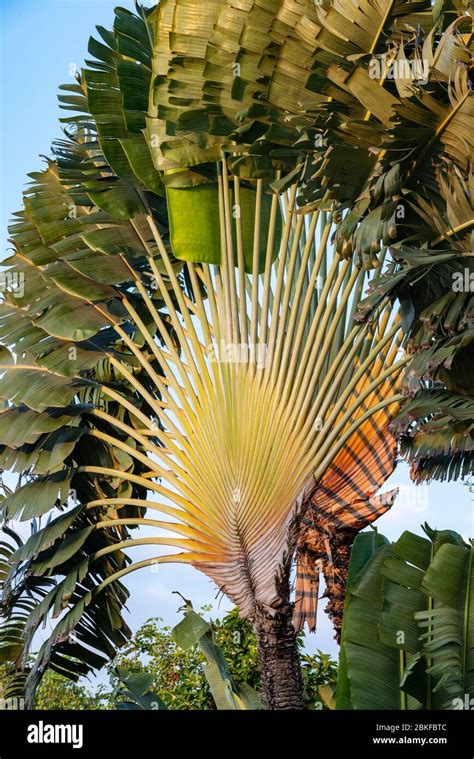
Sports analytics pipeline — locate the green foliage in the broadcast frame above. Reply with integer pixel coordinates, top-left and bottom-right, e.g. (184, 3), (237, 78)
(34, 670), (104, 710)
(0, 663), (102, 710)
(1, 607), (335, 711)
(107, 614), (215, 710)
(300, 650), (339, 710)
(212, 607), (260, 693)
(103, 608), (337, 710)
(337, 525), (474, 710)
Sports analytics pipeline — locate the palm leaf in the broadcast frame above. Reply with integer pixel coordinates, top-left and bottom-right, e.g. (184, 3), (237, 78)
(337, 524), (473, 709)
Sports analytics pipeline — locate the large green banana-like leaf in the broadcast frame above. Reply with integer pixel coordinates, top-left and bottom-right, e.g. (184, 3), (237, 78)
(113, 668), (168, 710)
(172, 602), (264, 709)
(416, 537), (474, 708)
(335, 530), (407, 710)
(337, 524), (473, 709)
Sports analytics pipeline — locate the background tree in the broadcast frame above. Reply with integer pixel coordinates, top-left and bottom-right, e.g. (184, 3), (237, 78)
(106, 608), (337, 710)
(0, 608), (337, 710)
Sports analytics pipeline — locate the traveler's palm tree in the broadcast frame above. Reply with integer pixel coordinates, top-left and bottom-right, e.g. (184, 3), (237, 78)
(2, 0), (468, 710)
(0, 146), (405, 707)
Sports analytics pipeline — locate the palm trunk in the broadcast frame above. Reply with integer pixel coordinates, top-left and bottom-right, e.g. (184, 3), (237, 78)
(254, 603), (304, 710)
(253, 563), (304, 710)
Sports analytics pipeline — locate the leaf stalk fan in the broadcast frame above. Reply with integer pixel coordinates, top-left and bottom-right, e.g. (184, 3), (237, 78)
(1, 163), (405, 701)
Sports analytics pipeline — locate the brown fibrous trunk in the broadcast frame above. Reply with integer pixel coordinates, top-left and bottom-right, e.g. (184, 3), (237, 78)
(252, 551), (306, 711)
(249, 478), (318, 710)
(254, 601), (304, 710)
(296, 506), (358, 643)
(319, 528), (356, 643)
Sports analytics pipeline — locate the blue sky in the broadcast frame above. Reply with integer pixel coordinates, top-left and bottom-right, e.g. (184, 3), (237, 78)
(1, 0), (472, 672)
(0, 0), (128, 249)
